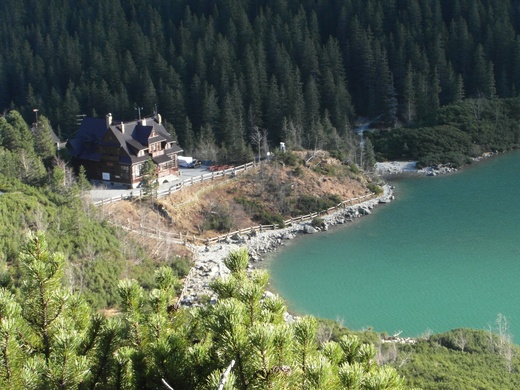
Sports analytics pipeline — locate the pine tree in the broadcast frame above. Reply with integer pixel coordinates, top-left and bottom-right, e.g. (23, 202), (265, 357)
(201, 84), (220, 131)
(33, 115), (56, 164)
(6, 110), (34, 153)
(0, 116), (22, 151)
(195, 123), (219, 163)
(385, 72), (398, 128)
(402, 63), (416, 125)
(0, 289), (26, 388)
(19, 232), (91, 388)
(304, 76), (320, 129)
(363, 138), (376, 172)
(140, 158), (158, 199)
(182, 116), (195, 155)
(76, 165), (91, 194)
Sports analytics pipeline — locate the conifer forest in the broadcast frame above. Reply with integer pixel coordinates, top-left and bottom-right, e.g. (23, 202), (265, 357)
(3, 0), (520, 160)
(4, 1), (520, 388)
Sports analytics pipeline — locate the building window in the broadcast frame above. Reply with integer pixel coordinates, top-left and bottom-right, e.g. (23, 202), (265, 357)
(163, 159), (175, 170)
(133, 164), (142, 178)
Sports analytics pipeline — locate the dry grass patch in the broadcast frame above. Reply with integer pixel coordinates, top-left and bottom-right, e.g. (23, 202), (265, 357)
(102, 154), (372, 239)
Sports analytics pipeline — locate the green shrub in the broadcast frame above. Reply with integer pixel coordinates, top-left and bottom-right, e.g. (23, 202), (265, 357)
(366, 183), (383, 195)
(199, 294), (211, 305)
(203, 204), (234, 232)
(274, 151), (300, 166)
(292, 166), (304, 177)
(235, 196), (286, 227)
(311, 217), (325, 229)
(171, 256), (193, 278)
(349, 163), (361, 174)
(291, 194), (342, 216)
(330, 149), (345, 162)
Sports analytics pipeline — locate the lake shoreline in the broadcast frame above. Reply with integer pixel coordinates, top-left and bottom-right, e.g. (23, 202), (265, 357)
(181, 153), (503, 306)
(181, 184), (395, 305)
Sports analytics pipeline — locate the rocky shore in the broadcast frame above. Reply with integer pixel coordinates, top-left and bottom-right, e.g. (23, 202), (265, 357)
(180, 185), (395, 306)
(375, 161), (458, 176)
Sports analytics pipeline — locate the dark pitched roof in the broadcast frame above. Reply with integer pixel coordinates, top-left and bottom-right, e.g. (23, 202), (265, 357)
(67, 118), (107, 156)
(166, 143), (183, 154)
(68, 115), (182, 164)
(131, 124), (153, 145)
(153, 154), (173, 164)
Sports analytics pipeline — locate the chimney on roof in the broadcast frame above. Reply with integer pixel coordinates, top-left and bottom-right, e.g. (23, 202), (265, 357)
(157, 113), (162, 125)
(120, 121), (125, 134)
(141, 118), (146, 126)
(106, 113), (112, 129)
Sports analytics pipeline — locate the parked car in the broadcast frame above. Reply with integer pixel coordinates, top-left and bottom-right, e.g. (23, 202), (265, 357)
(178, 156), (201, 168)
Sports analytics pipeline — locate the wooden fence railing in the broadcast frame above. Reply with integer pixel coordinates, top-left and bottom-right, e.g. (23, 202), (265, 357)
(121, 192), (375, 246)
(93, 161), (257, 206)
(201, 193), (375, 245)
(115, 191), (376, 306)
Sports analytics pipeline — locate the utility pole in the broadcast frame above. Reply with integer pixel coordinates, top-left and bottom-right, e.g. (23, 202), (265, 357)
(33, 108), (39, 127)
(135, 105), (143, 120)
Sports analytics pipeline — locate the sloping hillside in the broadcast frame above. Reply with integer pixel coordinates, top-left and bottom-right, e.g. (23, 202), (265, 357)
(104, 151), (378, 238)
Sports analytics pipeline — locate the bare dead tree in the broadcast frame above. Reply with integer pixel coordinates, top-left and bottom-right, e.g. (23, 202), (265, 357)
(52, 156), (76, 188)
(453, 329), (468, 352)
(250, 126), (268, 164)
(217, 360), (236, 390)
(161, 378), (174, 390)
(376, 343), (398, 365)
(488, 313), (515, 372)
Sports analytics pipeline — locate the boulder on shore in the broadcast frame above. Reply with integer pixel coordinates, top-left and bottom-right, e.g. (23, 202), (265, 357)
(303, 225), (317, 234)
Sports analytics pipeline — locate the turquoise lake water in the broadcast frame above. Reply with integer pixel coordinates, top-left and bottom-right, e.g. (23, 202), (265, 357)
(267, 151), (520, 338)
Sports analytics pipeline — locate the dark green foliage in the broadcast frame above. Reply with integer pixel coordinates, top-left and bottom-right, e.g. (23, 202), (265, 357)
(203, 203), (234, 233)
(363, 138), (376, 171)
(310, 217), (325, 229)
(349, 163), (361, 174)
(291, 194), (342, 216)
(371, 97), (520, 167)
(33, 115), (56, 164)
(366, 183), (383, 195)
(235, 196), (285, 227)
(274, 150), (301, 167)
(330, 149), (345, 162)
(170, 256), (193, 279)
(396, 329), (520, 389)
(140, 158), (158, 199)
(4, 0), (520, 158)
(311, 160), (341, 176)
(0, 173), (164, 310)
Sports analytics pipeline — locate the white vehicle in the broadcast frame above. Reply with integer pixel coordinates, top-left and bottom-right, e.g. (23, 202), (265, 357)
(178, 156), (201, 168)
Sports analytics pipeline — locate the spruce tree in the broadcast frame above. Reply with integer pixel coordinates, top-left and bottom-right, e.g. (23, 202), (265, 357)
(363, 138), (376, 172)
(140, 158), (158, 200)
(33, 115), (56, 164)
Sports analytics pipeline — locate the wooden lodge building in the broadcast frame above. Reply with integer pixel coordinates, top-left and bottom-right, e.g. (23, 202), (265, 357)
(67, 113), (183, 188)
